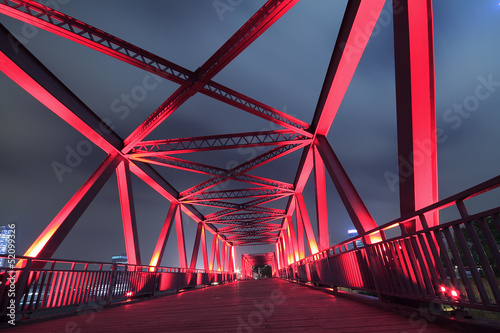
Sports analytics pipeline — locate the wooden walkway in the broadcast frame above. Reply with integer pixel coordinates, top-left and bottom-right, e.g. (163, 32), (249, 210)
(6, 279), (463, 332)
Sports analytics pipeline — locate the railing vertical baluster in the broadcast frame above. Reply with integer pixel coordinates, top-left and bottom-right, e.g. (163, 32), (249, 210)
(477, 217), (500, 276)
(387, 241), (407, 295)
(106, 264), (118, 305)
(395, 240), (417, 295)
(442, 227), (477, 303)
(416, 234), (440, 295)
(465, 220), (500, 304)
(410, 236), (435, 298)
(453, 224), (491, 305)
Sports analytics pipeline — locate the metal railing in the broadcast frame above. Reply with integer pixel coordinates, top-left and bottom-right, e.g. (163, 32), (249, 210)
(0, 256), (236, 320)
(279, 175), (500, 312)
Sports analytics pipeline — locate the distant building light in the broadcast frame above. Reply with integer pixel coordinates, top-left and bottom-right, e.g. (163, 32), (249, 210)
(0, 226), (14, 267)
(347, 229), (358, 235)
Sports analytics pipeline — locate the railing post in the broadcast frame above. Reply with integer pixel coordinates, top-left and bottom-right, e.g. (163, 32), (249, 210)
(15, 257), (32, 313)
(105, 264), (118, 306)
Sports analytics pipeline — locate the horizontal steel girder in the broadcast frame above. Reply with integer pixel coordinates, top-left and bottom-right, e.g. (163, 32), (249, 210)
(131, 130), (311, 155)
(181, 188), (293, 202)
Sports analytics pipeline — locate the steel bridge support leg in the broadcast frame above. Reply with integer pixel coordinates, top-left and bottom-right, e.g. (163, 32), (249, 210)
(150, 203), (177, 267)
(23, 154), (121, 260)
(286, 216), (300, 262)
(215, 237), (221, 271)
(222, 241), (227, 271)
(175, 206), (187, 268)
(116, 161), (141, 265)
(295, 193), (319, 254)
(295, 206), (306, 260)
(315, 136), (381, 243)
(201, 224), (209, 271)
(314, 145), (330, 251)
(393, 0), (438, 232)
(189, 222), (203, 269)
(209, 235), (217, 271)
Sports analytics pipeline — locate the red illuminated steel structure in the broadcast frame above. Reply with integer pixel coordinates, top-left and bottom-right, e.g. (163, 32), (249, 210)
(0, 0), (439, 287)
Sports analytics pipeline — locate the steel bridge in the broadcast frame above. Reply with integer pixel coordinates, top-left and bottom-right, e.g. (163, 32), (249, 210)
(1, 0), (500, 332)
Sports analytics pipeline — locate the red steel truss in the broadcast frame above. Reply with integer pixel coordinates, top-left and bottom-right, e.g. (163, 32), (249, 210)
(241, 252), (277, 278)
(0, 0), (445, 276)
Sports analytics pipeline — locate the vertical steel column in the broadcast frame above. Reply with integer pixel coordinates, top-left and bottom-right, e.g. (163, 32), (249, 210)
(175, 206), (187, 268)
(393, 0), (438, 232)
(116, 161), (141, 265)
(296, 207), (306, 259)
(149, 203), (177, 267)
(295, 193), (319, 254)
(201, 224), (209, 271)
(222, 241), (227, 271)
(276, 243), (282, 270)
(22, 155), (121, 259)
(215, 237), (221, 271)
(313, 146), (330, 251)
(209, 235), (217, 271)
(189, 223), (203, 269)
(286, 216), (299, 262)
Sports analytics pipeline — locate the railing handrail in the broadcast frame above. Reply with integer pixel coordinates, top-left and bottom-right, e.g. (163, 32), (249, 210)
(0, 255), (234, 274)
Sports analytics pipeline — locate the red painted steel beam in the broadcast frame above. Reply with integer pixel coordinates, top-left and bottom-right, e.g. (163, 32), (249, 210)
(0, 24), (217, 242)
(149, 203), (177, 267)
(215, 237), (221, 271)
(283, 0), (386, 244)
(295, 193), (319, 255)
(313, 145), (329, 250)
(0, 1), (309, 135)
(131, 130), (310, 155)
(209, 235), (217, 271)
(22, 154), (121, 259)
(116, 161), (141, 265)
(180, 144), (304, 198)
(286, 216), (300, 262)
(181, 188), (293, 203)
(296, 203), (305, 259)
(315, 135), (380, 242)
(122, 0), (302, 151)
(175, 206), (187, 268)
(130, 155), (227, 177)
(311, 0), (386, 136)
(393, 0), (438, 232)
(189, 223), (203, 269)
(222, 242), (227, 271)
(200, 225), (209, 271)
(0, 23), (121, 153)
(206, 209), (286, 221)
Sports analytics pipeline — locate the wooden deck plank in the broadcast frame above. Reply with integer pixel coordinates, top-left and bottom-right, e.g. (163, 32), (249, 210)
(5, 279), (463, 332)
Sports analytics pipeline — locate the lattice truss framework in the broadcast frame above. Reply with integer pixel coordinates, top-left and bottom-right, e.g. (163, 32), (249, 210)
(0, 0), (439, 271)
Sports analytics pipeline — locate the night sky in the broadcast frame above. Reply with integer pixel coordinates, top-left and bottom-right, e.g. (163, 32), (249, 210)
(1, 0), (500, 269)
